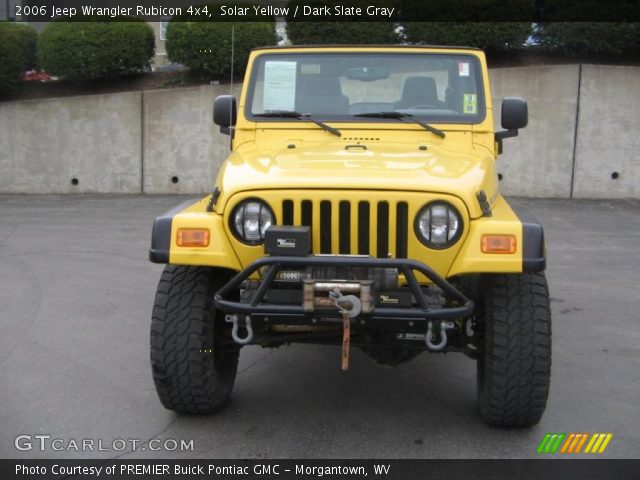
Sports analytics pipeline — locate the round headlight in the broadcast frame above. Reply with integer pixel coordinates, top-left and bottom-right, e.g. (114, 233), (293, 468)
(230, 199), (275, 244)
(415, 202), (462, 249)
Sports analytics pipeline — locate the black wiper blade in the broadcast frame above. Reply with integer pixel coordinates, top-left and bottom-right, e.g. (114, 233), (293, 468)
(354, 111), (446, 138)
(254, 111), (341, 137)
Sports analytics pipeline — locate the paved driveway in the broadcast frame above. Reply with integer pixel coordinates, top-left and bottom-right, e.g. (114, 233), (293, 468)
(0, 195), (638, 459)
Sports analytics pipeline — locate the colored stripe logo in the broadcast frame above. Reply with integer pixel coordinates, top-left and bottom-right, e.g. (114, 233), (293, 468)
(584, 433), (614, 453)
(537, 433), (565, 453)
(537, 433), (613, 454)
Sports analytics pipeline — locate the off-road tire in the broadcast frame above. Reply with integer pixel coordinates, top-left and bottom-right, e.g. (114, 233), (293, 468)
(477, 273), (551, 427)
(150, 265), (239, 414)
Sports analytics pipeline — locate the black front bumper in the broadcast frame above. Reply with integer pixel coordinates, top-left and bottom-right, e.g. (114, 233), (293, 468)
(214, 256), (474, 328)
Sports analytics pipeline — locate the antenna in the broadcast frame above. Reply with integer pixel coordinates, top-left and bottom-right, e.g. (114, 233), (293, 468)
(229, 26), (235, 128)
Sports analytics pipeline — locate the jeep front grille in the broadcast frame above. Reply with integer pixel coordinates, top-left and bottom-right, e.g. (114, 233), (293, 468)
(280, 199), (409, 258)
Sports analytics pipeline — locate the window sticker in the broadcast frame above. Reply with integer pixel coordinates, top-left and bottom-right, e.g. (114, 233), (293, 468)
(458, 62), (470, 77)
(463, 93), (477, 114)
(263, 61), (297, 111)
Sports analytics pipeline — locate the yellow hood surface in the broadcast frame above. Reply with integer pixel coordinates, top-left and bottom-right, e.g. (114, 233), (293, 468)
(215, 130), (498, 219)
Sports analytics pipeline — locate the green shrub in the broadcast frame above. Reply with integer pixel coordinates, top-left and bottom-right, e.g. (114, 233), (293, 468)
(166, 21), (276, 79)
(286, 0), (398, 45)
(402, 23), (532, 52)
(38, 19), (155, 81)
(536, 22), (640, 56)
(0, 22), (37, 92)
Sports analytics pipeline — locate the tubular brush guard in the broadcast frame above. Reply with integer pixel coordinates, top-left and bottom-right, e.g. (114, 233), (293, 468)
(214, 256), (474, 328)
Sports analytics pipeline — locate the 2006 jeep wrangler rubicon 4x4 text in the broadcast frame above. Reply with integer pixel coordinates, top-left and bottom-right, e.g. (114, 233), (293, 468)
(149, 46), (550, 427)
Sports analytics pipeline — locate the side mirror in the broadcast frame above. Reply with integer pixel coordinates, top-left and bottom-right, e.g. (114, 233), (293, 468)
(501, 97), (528, 130)
(213, 95), (237, 135)
(495, 97), (528, 154)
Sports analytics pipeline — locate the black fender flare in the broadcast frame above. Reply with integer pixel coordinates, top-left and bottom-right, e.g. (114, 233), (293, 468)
(149, 200), (198, 264)
(512, 206), (546, 272)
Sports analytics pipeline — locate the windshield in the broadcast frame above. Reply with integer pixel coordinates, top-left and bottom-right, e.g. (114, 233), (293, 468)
(247, 52), (485, 124)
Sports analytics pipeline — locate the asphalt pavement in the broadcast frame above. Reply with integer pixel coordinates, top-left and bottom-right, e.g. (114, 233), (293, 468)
(0, 195), (638, 459)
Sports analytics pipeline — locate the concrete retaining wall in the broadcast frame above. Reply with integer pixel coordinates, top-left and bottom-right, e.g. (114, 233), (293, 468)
(1, 65), (639, 197)
(490, 65), (580, 198)
(0, 92), (142, 193)
(572, 65), (640, 198)
(142, 84), (241, 194)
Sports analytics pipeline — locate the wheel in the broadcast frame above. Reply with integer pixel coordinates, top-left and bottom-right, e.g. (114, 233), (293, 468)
(476, 273), (551, 427)
(150, 265), (239, 414)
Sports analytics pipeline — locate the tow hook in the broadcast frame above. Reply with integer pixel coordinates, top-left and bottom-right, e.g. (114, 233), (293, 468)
(226, 314), (254, 345)
(425, 320), (455, 351)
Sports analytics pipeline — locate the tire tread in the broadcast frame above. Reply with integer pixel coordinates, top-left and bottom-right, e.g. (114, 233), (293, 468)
(150, 265), (238, 414)
(478, 272), (551, 427)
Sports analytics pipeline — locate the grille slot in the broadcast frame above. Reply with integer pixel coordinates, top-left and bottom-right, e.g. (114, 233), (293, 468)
(358, 202), (370, 255)
(377, 202), (389, 258)
(301, 201), (313, 227)
(339, 201), (350, 254)
(282, 200), (294, 225)
(281, 198), (409, 259)
(319, 201), (332, 254)
(396, 202), (409, 258)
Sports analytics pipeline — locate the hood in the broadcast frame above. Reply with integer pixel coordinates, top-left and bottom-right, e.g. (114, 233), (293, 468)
(216, 135), (498, 219)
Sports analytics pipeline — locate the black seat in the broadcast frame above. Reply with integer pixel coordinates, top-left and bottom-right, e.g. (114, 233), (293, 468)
(296, 76), (349, 115)
(394, 77), (441, 110)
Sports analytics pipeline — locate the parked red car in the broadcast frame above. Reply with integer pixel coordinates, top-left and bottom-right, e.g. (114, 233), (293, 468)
(22, 70), (53, 82)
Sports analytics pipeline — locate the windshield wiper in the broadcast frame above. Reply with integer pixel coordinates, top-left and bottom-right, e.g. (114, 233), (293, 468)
(254, 111), (341, 137)
(354, 112), (446, 138)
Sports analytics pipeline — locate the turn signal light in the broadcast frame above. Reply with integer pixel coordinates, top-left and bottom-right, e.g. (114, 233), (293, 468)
(481, 234), (516, 254)
(177, 228), (210, 247)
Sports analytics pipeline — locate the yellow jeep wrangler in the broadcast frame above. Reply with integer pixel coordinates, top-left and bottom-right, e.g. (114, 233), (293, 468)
(149, 45), (550, 427)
